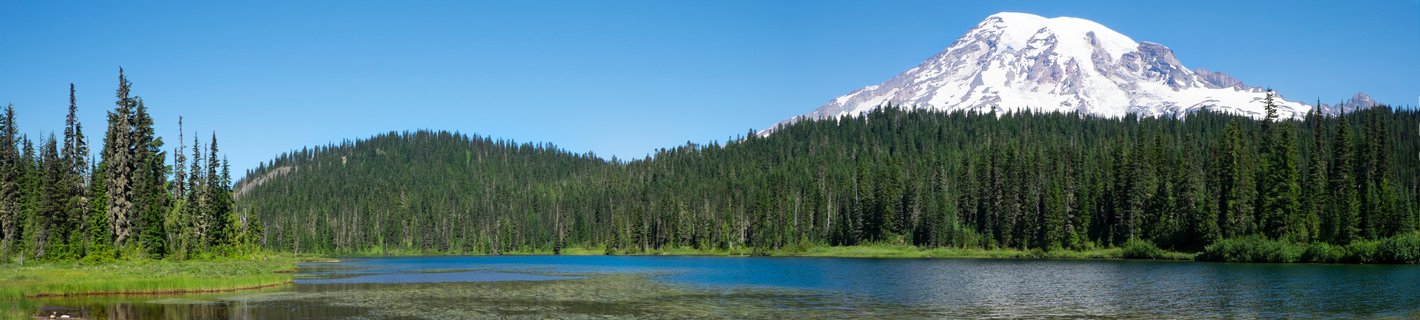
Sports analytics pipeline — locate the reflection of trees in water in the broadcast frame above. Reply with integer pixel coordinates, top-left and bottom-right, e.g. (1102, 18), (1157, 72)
(34, 301), (229, 320)
(80, 299), (363, 320)
(99, 302), (227, 320)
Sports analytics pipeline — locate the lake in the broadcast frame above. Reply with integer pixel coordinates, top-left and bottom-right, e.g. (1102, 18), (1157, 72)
(20, 255), (1420, 319)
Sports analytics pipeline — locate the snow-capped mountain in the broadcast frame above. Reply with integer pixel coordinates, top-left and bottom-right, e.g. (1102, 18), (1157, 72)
(763, 12), (1379, 134)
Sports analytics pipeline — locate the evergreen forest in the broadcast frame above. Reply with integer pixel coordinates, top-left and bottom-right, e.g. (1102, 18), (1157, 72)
(0, 69), (257, 265)
(236, 91), (1420, 263)
(3, 71), (1416, 265)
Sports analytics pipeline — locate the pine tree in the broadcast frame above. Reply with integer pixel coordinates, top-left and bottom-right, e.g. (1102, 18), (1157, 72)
(1125, 131), (1156, 241)
(1043, 178), (1067, 249)
(1218, 122), (1254, 238)
(1305, 107), (1330, 243)
(103, 68), (137, 247)
(1180, 137), (1216, 249)
(166, 117), (186, 257)
(216, 156), (235, 247)
(18, 137), (36, 260)
(131, 99), (167, 258)
(1356, 110), (1390, 239)
(1330, 112), (1359, 244)
(207, 133), (227, 247)
(1257, 90), (1302, 241)
(85, 160), (113, 263)
(35, 135), (63, 258)
(0, 105), (19, 257)
(62, 84), (91, 259)
(1147, 132), (1175, 244)
(187, 134), (206, 250)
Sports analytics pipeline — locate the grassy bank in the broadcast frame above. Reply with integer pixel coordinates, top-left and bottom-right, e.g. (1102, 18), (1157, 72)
(324, 235), (1420, 265)
(322, 243), (1197, 261)
(0, 253), (328, 300)
(273, 233), (1420, 265)
(660, 242), (1194, 261)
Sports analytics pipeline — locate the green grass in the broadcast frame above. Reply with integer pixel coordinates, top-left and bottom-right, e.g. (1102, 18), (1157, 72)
(0, 253), (326, 300)
(326, 243), (1197, 261)
(779, 244), (1194, 260)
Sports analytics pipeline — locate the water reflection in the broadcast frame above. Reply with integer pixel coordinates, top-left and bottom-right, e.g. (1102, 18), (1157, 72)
(297, 270), (578, 284)
(16, 256), (1420, 319)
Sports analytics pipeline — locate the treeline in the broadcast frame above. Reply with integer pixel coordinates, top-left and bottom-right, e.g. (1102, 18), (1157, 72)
(238, 91), (1418, 261)
(0, 69), (256, 264)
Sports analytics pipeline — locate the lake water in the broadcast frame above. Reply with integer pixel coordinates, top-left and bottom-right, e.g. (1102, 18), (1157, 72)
(19, 256), (1420, 319)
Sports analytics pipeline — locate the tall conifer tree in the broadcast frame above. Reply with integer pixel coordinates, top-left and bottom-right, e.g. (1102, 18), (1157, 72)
(1305, 106), (1330, 242)
(0, 105), (19, 256)
(103, 68), (136, 247)
(1330, 111), (1359, 243)
(62, 84), (91, 257)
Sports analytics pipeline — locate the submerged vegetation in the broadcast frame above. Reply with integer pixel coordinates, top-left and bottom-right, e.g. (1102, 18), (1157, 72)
(283, 273), (928, 319)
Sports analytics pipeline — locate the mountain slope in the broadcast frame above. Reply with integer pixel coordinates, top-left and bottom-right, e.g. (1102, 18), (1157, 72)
(764, 12), (1378, 134)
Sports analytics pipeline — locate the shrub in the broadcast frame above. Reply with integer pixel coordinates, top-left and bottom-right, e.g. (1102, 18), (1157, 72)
(1345, 240), (1380, 264)
(1198, 234), (1419, 264)
(1121, 238), (1166, 259)
(1300, 242), (1345, 263)
(1198, 235), (1303, 263)
(1377, 233), (1420, 264)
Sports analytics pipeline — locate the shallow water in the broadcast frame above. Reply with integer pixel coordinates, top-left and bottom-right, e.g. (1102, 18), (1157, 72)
(15, 255), (1420, 319)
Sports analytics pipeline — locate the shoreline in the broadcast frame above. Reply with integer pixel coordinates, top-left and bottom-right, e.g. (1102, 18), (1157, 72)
(23, 280), (294, 298)
(293, 233), (1420, 265)
(1, 253), (323, 301)
(318, 245), (1196, 261)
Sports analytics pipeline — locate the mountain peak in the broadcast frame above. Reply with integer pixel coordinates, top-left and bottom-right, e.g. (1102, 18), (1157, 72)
(761, 13), (1376, 135)
(973, 12), (1137, 61)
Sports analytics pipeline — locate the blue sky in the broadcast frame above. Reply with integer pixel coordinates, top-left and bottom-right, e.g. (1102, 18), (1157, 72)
(2, 0), (1416, 177)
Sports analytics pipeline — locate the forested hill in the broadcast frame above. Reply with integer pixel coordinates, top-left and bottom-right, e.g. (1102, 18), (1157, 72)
(236, 102), (1419, 257)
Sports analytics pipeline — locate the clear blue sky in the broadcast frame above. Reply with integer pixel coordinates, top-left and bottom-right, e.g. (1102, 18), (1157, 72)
(3, 0), (1416, 177)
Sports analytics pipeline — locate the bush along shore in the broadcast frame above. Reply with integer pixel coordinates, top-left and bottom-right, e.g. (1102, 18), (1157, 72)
(1196, 233), (1420, 264)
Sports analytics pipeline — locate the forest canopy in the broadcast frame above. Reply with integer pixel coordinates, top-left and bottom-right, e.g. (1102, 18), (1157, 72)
(3, 71), (1414, 264)
(235, 95), (1419, 260)
(0, 69), (253, 264)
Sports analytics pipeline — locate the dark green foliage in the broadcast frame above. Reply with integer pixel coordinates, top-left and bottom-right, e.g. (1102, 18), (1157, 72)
(5, 72), (1415, 264)
(1197, 233), (1417, 264)
(84, 163), (114, 264)
(1345, 240), (1380, 264)
(1378, 233), (1420, 264)
(1197, 235), (1305, 263)
(235, 105), (1418, 262)
(1120, 238), (1166, 259)
(131, 99), (168, 258)
(1330, 113), (1359, 244)
(1305, 108), (1330, 244)
(0, 69), (243, 264)
(0, 105), (19, 258)
(1300, 242), (1346, 263)
(1217, 122), (1256, 239)
(36, 135), (64, 259)
(1257, 91), (1303, 241)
